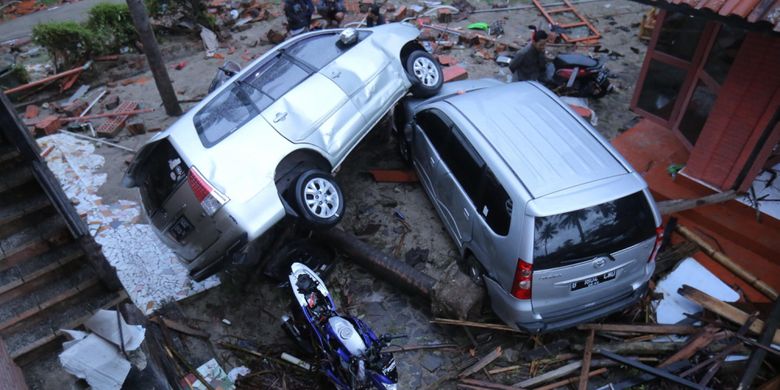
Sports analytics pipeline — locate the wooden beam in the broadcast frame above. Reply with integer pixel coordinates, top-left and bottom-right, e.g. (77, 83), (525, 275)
(578, 323), (699, 334)
(657, 190), (737, 215)
(676, 225), (778, 300)
(577, 329), (595, 390)
(431, 318), (524, 333)
(679, 285), (780, 344)
(513, 360), (582, 388)
(459, 378), (521, 390)
(459, 346), (502, 378)
(537, 368), (607, 390)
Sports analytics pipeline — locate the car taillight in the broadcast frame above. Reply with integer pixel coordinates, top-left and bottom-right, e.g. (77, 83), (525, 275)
(648, 226), (663, 263)
(188, 167), (229, 216)
(511, 259), (533, 300)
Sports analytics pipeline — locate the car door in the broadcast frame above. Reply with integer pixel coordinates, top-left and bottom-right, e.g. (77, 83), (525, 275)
(433, 124), (483, 246)
(320, 32), (406, 126)
(255, 45), (365, 162)
(411, 109), (451, 200)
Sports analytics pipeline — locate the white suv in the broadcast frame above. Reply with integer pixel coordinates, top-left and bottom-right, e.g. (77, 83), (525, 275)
(123, 24), (443, 280)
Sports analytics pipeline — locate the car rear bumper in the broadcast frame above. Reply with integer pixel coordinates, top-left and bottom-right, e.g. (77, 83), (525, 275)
(486, 277), (648, 333)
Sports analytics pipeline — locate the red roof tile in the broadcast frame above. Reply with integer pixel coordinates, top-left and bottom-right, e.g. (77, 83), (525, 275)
(647, 0), (780, 30)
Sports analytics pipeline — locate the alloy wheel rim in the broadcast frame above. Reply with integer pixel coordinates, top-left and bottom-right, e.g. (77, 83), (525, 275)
(304, 177), (340, 219)
(413, 57), (439, 87)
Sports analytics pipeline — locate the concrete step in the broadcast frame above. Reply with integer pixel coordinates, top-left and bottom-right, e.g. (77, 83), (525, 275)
(0, 191), (51, 227)
(0, 214), (71, 273)
(0, 164), (34, 194)
(0, 242), (84, 297)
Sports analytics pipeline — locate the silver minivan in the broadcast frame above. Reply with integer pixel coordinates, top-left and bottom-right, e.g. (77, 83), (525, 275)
(396, 79), (663, 332)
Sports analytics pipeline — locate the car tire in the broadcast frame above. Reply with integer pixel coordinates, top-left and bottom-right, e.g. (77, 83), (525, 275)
(406, 50), (443, 98)
(293, 170), (344, 229)
(465, 255), (487, 287)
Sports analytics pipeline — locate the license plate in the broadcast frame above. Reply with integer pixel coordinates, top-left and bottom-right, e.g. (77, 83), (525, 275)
(570, 270), (616, 291)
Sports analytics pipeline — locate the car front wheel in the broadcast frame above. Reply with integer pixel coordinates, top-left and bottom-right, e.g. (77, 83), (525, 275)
(293, 170), (345, 229)
(406, 50), (443, 98)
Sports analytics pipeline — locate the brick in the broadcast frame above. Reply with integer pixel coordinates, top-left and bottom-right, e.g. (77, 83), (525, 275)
(437, 8), (452, 23)
(34, 115), (62, 136)
(62, 99), (87, 117)
(393, 6), (406, 21)
(126, 118), (146, 135)
(24, 104), (39, 119)
(436, 55), (458, 66)
(442, 65), (468, 83)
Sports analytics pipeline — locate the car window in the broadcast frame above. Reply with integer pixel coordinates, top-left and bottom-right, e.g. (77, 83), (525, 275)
(249, 57), (308, 100)
(440, 127), (484, 203)
(286, 31), (372, 70)
(532, 191), (657, 270)
(479, 168), (512, 236)
(415, 109), (451, 152)
(194, 82), (273, 147)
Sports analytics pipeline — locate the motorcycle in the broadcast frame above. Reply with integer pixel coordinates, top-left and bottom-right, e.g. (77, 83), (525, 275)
(281, 263), (401, 389)
(543, 53), (612, 98)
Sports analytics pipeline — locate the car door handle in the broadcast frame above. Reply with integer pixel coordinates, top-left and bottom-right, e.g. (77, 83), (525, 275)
(429, 156), (436, 165)
(331, 70), (341, 79)
(274, 112), (287, 123)
(463, 208), (470, 219)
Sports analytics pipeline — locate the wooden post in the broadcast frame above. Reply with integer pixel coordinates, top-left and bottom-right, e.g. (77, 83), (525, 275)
(676, 225), (778, 300)
(125, 0), (182, 116)
(577, 329), (595, 390)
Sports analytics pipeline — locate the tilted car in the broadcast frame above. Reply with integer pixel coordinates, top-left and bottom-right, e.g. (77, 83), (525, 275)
(123, 24), (444, 280)
(395, 79), (663, 332)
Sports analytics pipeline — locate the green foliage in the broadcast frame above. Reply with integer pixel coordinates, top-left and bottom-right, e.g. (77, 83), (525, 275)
(32, 21), (101, 69)
(11, 65), (30, 84)
(87, 3), (137, 52)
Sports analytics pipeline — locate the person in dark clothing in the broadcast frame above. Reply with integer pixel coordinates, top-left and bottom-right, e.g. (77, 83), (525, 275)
(509, 30), (549, 82)
(317, 0), (346, 28)
(366, 5), (385, 27)
(284, 0), (314, 37)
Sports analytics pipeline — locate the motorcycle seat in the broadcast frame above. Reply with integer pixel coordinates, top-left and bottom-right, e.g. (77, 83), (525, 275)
(554, 54), (599, 69)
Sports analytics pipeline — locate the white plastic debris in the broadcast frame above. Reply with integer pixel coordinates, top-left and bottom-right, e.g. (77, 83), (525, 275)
(222, 318), (232, 326)
(654, 257), (740, 324)
(200, 26), (219, 57)
(61, 329), (89, 350)
(227, 366), (251, 382)
(188, 358), (234, 390)
(84, 309), (146, 351)
(59, 334), (131, 390)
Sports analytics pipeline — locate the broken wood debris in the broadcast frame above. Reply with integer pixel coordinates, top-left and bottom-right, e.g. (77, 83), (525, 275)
(431, 318), (524, 333)
(459, 346), (502, 378)
(4, 61), (92, 95)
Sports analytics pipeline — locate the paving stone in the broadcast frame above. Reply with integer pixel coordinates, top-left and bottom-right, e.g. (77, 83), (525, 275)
(420, 353), (443, 372)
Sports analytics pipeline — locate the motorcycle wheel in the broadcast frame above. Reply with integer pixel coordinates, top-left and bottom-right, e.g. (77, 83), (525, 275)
(590, 79), (610, 98)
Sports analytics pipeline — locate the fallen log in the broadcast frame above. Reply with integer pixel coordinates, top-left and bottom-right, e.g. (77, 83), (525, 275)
(679, 285), (780, 344)
(578, 323), (699, 335)
(459, 346), (502, 378)
(677, 225), (778, 300)
(657, 190), (737, 215)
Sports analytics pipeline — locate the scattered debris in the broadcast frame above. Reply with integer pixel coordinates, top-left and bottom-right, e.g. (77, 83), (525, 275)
(4, 61), (92, 95)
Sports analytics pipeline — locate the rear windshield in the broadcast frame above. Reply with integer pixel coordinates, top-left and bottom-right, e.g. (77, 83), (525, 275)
(532, 191), (656, 270)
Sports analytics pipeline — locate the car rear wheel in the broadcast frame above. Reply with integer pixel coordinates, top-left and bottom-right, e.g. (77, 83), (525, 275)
(293, 170), (344, 229)
(406, 50), (443, 98)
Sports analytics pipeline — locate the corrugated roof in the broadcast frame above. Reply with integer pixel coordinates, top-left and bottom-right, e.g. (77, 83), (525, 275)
(647, 0), (780, 31)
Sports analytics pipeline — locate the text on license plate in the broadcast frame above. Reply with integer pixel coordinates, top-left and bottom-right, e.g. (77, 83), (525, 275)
(570, 270), (616, 291)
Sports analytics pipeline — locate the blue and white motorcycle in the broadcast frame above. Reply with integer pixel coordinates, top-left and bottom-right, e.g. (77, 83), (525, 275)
(281, 263), (401, 389)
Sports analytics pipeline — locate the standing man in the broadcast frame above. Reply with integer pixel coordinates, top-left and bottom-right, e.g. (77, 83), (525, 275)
(285, 0), (314, 37)
(366, 4), (385, 27)
(317, 0), (346, 28)
(509, 30), (549, 82)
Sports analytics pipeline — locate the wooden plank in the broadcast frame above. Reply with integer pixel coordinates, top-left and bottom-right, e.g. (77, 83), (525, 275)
(431, 318), (524, 333)
(578, 323), (699, 334)
(677, 225), (778, 300)
(459, 346), (502, 378)
(577, 329), (595, 390)
(460, 378), (522, 390)
(536, 367), (607, 390)
(514, 360), (582, 388)
(657, 190), (737, 215)
(679, 284), (780, 344)
(658, 326), (720, 368)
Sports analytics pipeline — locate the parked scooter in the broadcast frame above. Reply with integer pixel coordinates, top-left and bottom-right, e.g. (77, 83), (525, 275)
(281, 263), (401, 389)
(543, 53), (612, 98)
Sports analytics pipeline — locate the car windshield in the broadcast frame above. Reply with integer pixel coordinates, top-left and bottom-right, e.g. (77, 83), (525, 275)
(532, 191), (656, 270)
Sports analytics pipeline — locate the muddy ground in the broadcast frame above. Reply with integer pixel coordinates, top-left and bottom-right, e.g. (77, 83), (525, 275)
(7, 0), (679, 388)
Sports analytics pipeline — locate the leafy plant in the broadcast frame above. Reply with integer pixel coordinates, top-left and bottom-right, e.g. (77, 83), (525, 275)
(87, 3), (137, 52)
(32, 21), (101, 69)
